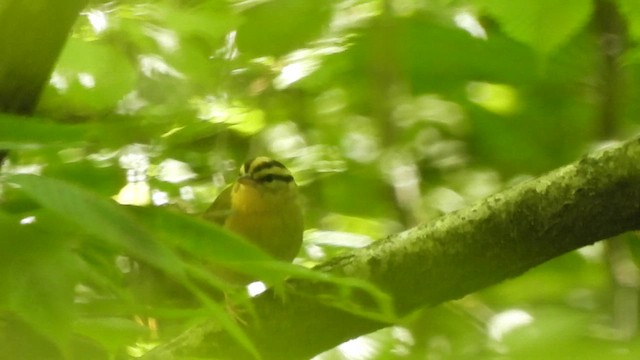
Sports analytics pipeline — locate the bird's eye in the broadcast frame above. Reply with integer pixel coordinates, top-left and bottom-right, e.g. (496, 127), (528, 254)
(262, 174), (275, 182)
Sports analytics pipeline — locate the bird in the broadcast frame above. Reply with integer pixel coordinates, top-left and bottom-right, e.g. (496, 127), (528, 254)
(129, 157), (303, 331)
(203, 156), (304, 263)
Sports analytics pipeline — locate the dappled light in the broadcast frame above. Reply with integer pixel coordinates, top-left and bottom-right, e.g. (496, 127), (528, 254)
(138, 54), (184, 79)
(85, 9), (108, 34)
(19, 215), (36, 225)
(274, 56), (317, 89)
(246, 281), (267, 297)
(454, 11), (487, 39)
(488, 309), (534, 342)
(466, 82), (519, 115)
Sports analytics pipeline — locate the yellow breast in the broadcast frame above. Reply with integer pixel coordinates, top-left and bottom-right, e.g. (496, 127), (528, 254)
(225, 181), (303, 262)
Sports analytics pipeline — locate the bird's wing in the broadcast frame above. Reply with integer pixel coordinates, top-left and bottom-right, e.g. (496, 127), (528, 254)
(202, 184), (233, 225)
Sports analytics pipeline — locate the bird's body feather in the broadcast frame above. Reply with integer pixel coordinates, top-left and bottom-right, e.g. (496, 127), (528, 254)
(203, 157), (303, 262)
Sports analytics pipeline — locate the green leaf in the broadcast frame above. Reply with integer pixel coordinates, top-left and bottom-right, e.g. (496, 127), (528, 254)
(130, 205), (287, 284)
(482, 0), (593, 55)
(165, 2), (237, 43)
(6, 175), (261, 358)
(73, 317), (148, 354)
(37, 39), (136, 115)
(0, 211), (79, 351)
(130, 206), (396, 322)
(7, 174), (183, 279)
(131, 206), (269, 261)
(0, 113), (89, 149)
(236, 0), (335, 57)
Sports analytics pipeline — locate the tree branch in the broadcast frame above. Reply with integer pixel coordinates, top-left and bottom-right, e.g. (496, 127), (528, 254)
(0, 0), (88, 169)
(0, 0), (88, 113)
(144, 136), (640, 360)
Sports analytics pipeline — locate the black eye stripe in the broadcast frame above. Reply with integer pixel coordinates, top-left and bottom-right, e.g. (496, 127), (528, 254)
(251, 160), (286, 174)
(255, 174), (293, 183)
(240, 158), (293, 183)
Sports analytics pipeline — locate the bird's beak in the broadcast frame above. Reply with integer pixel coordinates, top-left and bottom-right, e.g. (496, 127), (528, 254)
(237, 174), (254, 186)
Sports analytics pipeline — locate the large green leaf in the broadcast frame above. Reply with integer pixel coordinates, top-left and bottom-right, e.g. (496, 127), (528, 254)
(73, 317), (148, 354)
(236, 0), (335, 57)
(130, 206), (273, 266)
(37, 39), (136, 115)
(0, 211), (79, 351)
(130, 205), (396, 322)
(0, 113), (89, 149)
(7, 174), (182, 278)
(482, 0), (593, 56)
(6, 175), (260, 358)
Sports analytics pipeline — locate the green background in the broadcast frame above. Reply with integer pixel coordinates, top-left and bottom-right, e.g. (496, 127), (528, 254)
(1, 0), (640, 359)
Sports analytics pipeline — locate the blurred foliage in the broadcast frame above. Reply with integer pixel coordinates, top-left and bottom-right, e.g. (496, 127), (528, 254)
(2, 0), (640, 359)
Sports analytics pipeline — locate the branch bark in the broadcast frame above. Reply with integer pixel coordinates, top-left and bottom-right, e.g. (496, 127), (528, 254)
(0, 0), (88, 167)
(0, 0), (87, 113)
(144, 137), (640, 359)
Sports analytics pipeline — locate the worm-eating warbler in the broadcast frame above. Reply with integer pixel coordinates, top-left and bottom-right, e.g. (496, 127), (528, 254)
(203, 157), (303, 262)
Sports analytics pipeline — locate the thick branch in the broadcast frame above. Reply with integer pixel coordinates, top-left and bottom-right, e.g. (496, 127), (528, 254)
(0, 0), (88, 168)
(0, 0), (88, 113)
(145, 137), (640, 360)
